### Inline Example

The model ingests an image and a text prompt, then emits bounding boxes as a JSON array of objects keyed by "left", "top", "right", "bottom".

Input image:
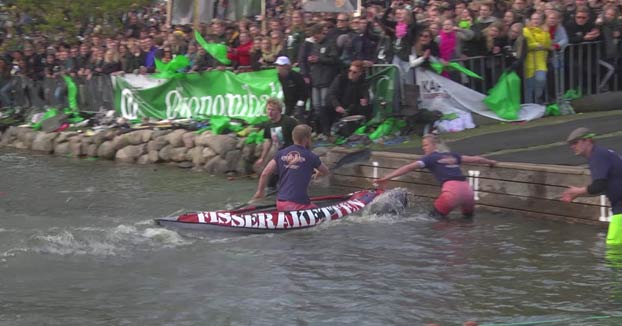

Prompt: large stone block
[
  {"left": 170, "top": 147, "right": 189, "bottom": 162},
  {"left": 202, "top": 147, "right": 217, "bottom": 161},
  {"left": 31, "top": 132, "right": 59, "bottom": 153},
  {"left": 194, "top": 133, "right": 215, "bottom": 146},
  {"left": 182, "top": 132, "right": 195, "bottom": 148},
  {"left": 241, "top": 144, "right": 256, "bottom": 161},
  {"left": 224, "top": 149, "right": 241, "bottom": 171},
  {"left": 18, "top": 129, "right": 37, "bottom": 148},
  {"left": 147, "top": 138, "right": 168, "bottom": 151},
  {"left": 158, "top": 144, "right": 174, "bottom": 161},
  {"left": 112, "top": 134, "right": 130, "bottom": 151},
  {"left": 164, "top": 129, "right": 187, "bottom": 147},
  {"left": 152, "top": 130, "right": 172, "bottom": 139},
  {"left": 189, "top": 146, "right": 206, "bottom": 165},
  {"left": 205, "top": 156, "right": 229, "bottom": 174},
  {"left": 55, "top": 131, "right": 76, "bottom": 144},
  {"left": 148, "top": 150, "right": 160, "bottom": 163},
  {"left": 97, "top": 141, "right": 116, "bottom": 160},
  {"left": 127, "top": 130, "right": 154, "bottom": 145},
  {"left": 86, "top": 144, "right": 98, "bottom": 157},
  {"left": 69, "top": 141, "right": 82, "bottom": 157},
  {"left": 115, "top": 144, "right": 147, "bottom": 163},
  {"left": 209, "top": 134, "right": 238, "bottom": 157},
  {"left": 54, "top": 142, "right": 71, "bottom": 156},
  {"left": 137, "top": 154, "right": 150, "bottom": 165},
  {"left": 0, "top": 126, "right": 17, "bottom": 145}
]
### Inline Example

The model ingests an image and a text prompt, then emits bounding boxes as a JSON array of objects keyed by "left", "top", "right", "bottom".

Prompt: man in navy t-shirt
[
  {"left": 375, "top": 134, "right": 497, "bottom": 218},
  {"left": 252, "top": 124, "right": 330, "bottom": 211},
  {"left": 562, "top": 127, "right": 622, "bottom": 245}
]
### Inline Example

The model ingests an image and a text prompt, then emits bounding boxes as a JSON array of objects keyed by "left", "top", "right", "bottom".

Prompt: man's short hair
[
  {"left": 266, "top": 97, "right": 283, "bottom": 111},
  {"left": 292, "top": 124, "right": 312, "bottom": 143},
  {"left": 309, "top": 23, "right": 324, "bottom": 36}
]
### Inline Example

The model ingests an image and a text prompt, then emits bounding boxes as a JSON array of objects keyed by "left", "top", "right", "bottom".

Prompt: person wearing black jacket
[
  {"left": 326, "top": 60, "right": 371, "bottom": 132},
  {"left": 275, "top": 56, "right": 308, "bottom": 121},
  {"left": 298, "top": 23, "right": 340, "bottom": 137},
  {"left": 378, "top": 2, "right": 421, "bottom": 85}
]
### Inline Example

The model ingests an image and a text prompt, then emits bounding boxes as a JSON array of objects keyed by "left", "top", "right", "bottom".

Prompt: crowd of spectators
[{"left": 0, "top": 0, "right": 621, "bottom": 126}]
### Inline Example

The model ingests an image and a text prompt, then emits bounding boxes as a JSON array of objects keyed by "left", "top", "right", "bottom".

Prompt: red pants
[
  {"left": 434, "top": 180, "right": 475, "bottom": 216},
  {"left": 277, "top": 200, "right": 317, "bottom": 211}
]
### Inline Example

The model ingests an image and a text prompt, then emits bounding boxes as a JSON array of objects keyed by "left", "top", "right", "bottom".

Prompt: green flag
[
  {"left": 62, "top": 75, "right": 78, "bottom": 111},
  {"left": 430, "top": 61, "right": 482, "bottom": 79},
  {"left": 194, "top": 30, "right": 231, "bottom": 65},
  {"left": 483, "top": 71, "right": 521, "bottom": 120},
  {"left": 154, "top": 55, "right": 190, "bottom": 79}
]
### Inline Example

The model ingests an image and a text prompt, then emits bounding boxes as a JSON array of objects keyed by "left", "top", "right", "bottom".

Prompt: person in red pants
[{"left": 375, "top": 134, "right": 497, "bottom": 218}]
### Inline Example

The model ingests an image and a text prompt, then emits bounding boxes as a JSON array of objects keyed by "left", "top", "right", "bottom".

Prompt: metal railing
[{"left": 1, "top": 41, "right": 617, "bottom": 115}]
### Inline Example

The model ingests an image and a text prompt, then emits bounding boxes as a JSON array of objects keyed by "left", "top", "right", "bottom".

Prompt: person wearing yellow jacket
[{"left": 523, "top": 12, "right": 551, "bottom": 104}]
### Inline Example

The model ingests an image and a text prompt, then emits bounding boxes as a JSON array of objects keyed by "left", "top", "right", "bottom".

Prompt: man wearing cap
[
  {"left": 562, "top": 127, "right": 622, "bottom": 245},
  {"left": 275, "top": 56, "right": 308, "bottom": 121}
]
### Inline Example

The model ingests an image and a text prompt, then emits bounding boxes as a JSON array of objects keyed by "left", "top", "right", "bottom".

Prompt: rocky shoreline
[{"left": 0, "top": 126, "right": 325, "bottom": 175}]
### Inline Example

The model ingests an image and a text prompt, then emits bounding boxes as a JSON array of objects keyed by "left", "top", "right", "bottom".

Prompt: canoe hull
[{"left": 155, "top": 189, "right": 383, "bottom": 233}]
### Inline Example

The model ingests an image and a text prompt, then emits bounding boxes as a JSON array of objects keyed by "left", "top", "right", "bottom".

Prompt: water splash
[{"left": 20, "top": 220, "right": 194, "bottom": 257}]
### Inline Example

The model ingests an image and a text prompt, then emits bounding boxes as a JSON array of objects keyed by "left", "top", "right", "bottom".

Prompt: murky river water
[{"left": 1, "top": 149, "right": 621, "bottom": 326}]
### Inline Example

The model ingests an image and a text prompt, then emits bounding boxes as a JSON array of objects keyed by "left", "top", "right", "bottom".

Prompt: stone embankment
[{"left": 0, "top": 127, "right": 280, "bottom": 175}]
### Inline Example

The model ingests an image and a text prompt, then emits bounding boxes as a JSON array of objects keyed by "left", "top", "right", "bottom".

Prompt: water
[{"left": 1, "top": 149, "right": 621, "bottom": 326}]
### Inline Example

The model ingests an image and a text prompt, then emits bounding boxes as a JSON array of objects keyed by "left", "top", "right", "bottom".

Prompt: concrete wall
[{"left": 327, "top": 149, "right": 611, "bottom": 226}]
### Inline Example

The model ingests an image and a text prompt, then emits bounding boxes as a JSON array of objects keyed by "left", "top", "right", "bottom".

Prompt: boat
[{"left": 155, "top": 189, "right": 384, "bottom": 233}]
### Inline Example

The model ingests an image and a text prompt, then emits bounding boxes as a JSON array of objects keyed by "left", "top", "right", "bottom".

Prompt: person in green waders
[{"left": 561, "top": 127, "right": 622, "bottom": 245}]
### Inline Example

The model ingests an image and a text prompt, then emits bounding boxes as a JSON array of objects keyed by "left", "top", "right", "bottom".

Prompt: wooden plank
[{"left": 477, "top": 191, "right": 601, "bottom": 221}]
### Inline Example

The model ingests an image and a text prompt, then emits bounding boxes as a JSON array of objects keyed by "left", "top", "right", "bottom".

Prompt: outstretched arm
[
  {"left": 562, "top": 179, "right": 607, "bottom": 202},
  {"left": 374, "top": 161, "right": 424, "bottom": 188},
  {"left": 461, "top": 155, "right": 497, "bottom": 167},
  {"left": 252, "top": 159, "right": 277, "bottom": 200}
]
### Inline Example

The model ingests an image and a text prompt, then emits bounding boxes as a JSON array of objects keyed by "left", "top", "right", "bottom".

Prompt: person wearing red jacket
[{"left": 227, "top": 31, "right": 253, "bottom": 68}]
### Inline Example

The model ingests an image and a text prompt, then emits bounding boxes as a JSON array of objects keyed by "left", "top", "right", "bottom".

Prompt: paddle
[{"left": 233, "top": 148, "right": 372, "bottom": 210}]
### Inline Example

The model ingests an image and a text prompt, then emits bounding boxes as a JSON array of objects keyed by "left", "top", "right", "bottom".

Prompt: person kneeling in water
[
  {"left": 375, "top": 134, "right": 497, "bottom": 218},
  {"left": 252, "top": 124, "right": 330, "bottom": 211}
]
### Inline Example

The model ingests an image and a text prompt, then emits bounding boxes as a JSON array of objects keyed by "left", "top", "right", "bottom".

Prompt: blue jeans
[
  {"left": 0, "top": 81, "right": 13, "bottom": 107},
  {"left": 524, "top": 70, "right": 546, "bottom": 104}
]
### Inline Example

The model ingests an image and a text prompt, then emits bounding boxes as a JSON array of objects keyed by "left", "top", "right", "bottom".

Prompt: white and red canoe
[{"left": 155, "top": 189, "right": 384, "bottom": 233}]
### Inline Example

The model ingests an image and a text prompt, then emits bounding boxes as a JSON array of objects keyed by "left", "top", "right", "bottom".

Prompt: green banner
[
  {"left": 114, "top": 69, "right": 282, "bottom": 120},
  {"left": 115, "top": 66, "right": 398, "bottom": 121}
]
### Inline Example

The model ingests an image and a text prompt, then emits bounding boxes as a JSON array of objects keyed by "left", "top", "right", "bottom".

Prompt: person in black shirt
[
  {"left": 275, "top": 56, "right": 308, "bottom": 121},
  {"left": 255, "top": 98, "right": 299, "bottom": 190}
]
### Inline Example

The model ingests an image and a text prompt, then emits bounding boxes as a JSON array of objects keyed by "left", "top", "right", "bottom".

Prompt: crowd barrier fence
[{"left": 1, "top": 41, "right": 617, "bottom": 116}]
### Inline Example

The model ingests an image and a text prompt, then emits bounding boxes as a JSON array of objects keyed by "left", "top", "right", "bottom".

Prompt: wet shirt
[
  {"left": 589, "top": 145, "right": 622, "bottom": 214},
  {"left": 419, "top": 151, "right": 467, "bottom": 185},
  {"left": 275, "top": 144, "right": 322, "bottom": 204}
]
